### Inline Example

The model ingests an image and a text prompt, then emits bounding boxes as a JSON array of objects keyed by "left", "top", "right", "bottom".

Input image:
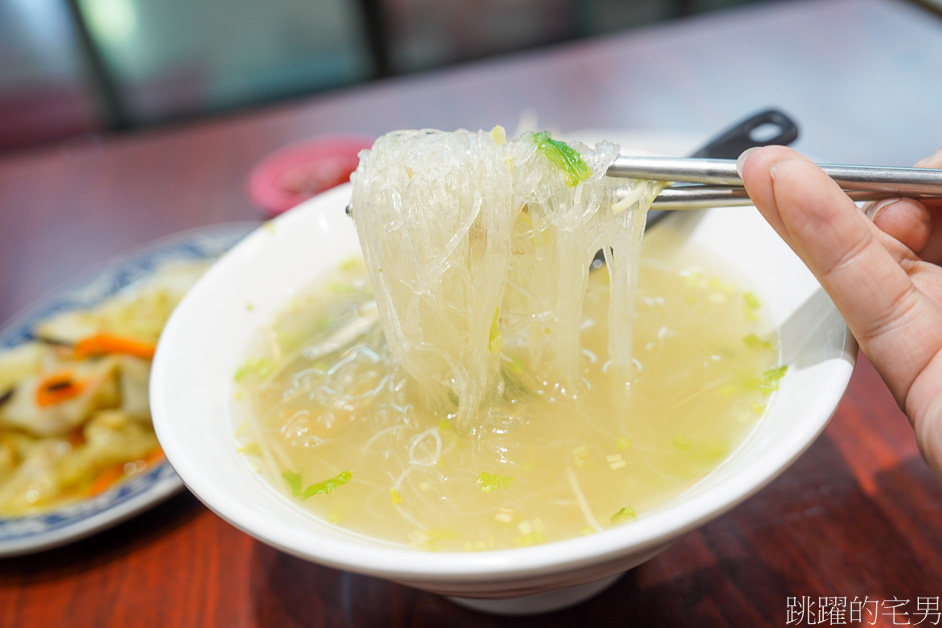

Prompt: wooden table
[{"left": 2, "top": 0, "right": 941, "bottom": 625}]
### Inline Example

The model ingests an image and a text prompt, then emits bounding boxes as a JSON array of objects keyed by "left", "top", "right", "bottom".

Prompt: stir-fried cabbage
[{"left": 0, "top": 261, "right": 208, "bottom": 516}]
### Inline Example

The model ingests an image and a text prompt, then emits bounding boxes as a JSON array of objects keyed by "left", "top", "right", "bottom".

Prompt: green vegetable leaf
[
  {"left": 476, "top": 471, "right": 514, "bottom": 494},
  {"left": 533, "top": 131, "right": 592, "bottom": 186},
  {"left": 300, "top": 471, "right": 353, "bottom": 499}
]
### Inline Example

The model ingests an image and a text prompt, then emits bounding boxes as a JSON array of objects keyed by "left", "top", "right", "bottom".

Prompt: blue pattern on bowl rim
[{"left": 0, "top": 222, "right": 258, "bottom": 556}]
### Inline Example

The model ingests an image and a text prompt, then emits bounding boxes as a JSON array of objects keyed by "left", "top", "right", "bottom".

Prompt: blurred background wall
[{"left": 1, "top": 0, "right": 772, "bottom": 153}]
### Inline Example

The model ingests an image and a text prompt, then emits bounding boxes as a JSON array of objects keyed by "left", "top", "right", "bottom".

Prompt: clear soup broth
[{"left": 234, "top": 225, "right": 782, "bottom": 551}]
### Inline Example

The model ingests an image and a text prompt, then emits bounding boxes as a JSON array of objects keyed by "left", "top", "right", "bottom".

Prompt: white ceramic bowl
[{"left": 151, "top": 182, "right": 856, "bottom": 614}]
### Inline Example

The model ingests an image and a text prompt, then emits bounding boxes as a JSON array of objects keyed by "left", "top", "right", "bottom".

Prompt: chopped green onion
[
  {"left": 330, "top": 282, "right": 359, "bottom": 294},
  {"left": 743, "top": 333, "right": 773, "bottom": 350},
  {"left": 513, "top": 518, "right": 546, "bottom": 546},
  {"left": 514, "top": 531, "right": 547, "bottom": 547},
  {"left": 283, "top": 470, "right": 353, "bottom": 499},
  {"left": 610, "top": 506, "right": 637, "bottom": 524},
  {"left": 507, "top": 357, "right": 525, "bottom": 375},
  {"left": 742, "top": 292, "right": 761, "bottom": 321},
  {"left": 476, "top": 471, "right": 514, "bottom": 494},
  {"left": 532, "top": 131, "right": 593, "bottom": 186},
  {"left": 234, "top": 357, "right": 274, "bottom": 381},
  {"left": 300, "top": 470, "right": 353, "bottom": 499},
  {"left": 237, "top": 441, "right": 262, "bottom": 457},
  {"left": 340, "top": 257, "right": 362, "bottom": 271},
  {"left": 282, "top": 471, "right": 304, "bottom": 497},
  {"left": 760, "top": 365, "right": 789, "bottom": 394}
]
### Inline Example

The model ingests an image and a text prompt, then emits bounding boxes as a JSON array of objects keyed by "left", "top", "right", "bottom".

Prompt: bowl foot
[{"left": 447, "top": 573, "right": 623, "bottom": 615}]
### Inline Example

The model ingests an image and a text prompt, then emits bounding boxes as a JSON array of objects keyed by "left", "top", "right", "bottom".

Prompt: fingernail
[
  {"left": 866, "top": 197, "right": 901, "bottom": 221},
  {"left": 735, "top": 147, "right": 760, "bottom": 178}
]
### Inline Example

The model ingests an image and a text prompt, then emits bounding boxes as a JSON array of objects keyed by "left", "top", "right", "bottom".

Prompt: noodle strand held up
[{"left": 350, "top": 128, "right": 658, "bottom": 428}]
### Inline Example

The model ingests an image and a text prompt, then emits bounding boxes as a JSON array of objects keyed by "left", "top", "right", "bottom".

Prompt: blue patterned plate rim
[{"left": 0, "top": 222, "right": 259, "bottom": 557}]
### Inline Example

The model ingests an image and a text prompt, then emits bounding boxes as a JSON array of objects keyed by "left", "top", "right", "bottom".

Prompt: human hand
[{"left": 738, "top": 145, "right": 942, "bottom": 478}]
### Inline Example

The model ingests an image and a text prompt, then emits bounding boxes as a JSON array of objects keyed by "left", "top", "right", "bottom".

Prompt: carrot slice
[
  {"left": 142, "top": 447, "right": 165, "bottom": 467},
  {"left": 74, "top": 333, "right": 157, "bottom": 360},
  {"left": 85, "top": 462, "right": 127, "bottom": 497},
  {"left": 35, "top": 371, "right": 88, "bottom": 407},
  {"left": 84, "top": 448, "right": 165, "bottom": 497}
]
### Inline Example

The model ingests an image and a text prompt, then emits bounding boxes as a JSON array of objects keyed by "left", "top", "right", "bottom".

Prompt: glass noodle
[{"left": 349, "top": 128, "right": 660, "bottom": 428}]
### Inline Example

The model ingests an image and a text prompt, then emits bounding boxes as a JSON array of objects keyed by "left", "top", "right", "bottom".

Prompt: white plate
[{"left": 0, "top": 222, "right": 256, "bottom": 557}]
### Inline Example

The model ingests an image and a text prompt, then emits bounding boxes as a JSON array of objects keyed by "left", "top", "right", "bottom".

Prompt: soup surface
[{"left": 234, "top": 224, "right": 782, "bottom": 551}]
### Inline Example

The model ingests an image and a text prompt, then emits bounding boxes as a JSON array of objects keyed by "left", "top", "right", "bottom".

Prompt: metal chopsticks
[
  {"left": 609, "top": 156, "right": 942, "bottom": 210},
  {"left": 649, "top": 187, "right": 942, "bottom": 210}
]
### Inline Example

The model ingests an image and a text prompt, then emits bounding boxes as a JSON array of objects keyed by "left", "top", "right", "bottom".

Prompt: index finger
[{"left": 740, "top": 147, "right": 942, "bottom": 407}]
